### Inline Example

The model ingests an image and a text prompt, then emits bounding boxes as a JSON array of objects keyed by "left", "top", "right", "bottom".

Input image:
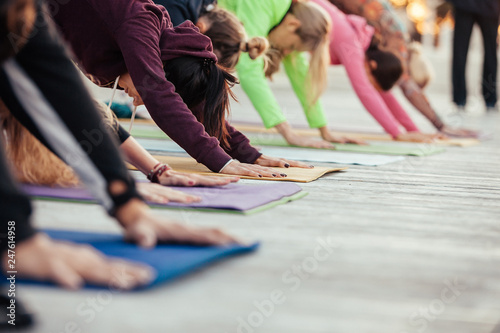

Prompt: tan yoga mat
[
  {"left": 119, "top": 120, "right": 479, "bottom": 147},
  {"left": 128, "top": 156, "right": 347, "bottom": 183}
]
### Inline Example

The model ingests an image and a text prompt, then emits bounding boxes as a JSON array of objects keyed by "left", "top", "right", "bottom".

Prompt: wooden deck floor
[{"left": 13, "top": 33, "right": 500, "bottom": 333}]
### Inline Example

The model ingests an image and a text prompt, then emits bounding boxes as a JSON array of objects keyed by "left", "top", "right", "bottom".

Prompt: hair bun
[{"left": 241, "top": 37, "right": 269, "bottom": 60}]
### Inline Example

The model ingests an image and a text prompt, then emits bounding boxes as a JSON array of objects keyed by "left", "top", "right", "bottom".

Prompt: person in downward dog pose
[
  {"left": 51, "top": 0, "right": 310, "bottom": 179},
  {"left": 219, "top": 0, "right": 365, "bottom": 148},
  {"left": 311, "top": 0, "right": 440, "bottom": 142},
  {"left": 328, "top": 0, "right": 478, "bottom": 137}
]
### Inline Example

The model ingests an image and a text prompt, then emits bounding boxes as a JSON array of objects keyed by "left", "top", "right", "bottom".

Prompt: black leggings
[
  {"left": 0, "top": 4, "right": 139, "bottom": 252},
  {"left": 452, "top": 7, "right": 499, "bottom": 107}
]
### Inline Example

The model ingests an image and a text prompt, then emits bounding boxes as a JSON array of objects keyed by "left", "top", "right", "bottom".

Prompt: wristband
[{"left": 219, "top": 159, "right": 235, "bottom": 173}]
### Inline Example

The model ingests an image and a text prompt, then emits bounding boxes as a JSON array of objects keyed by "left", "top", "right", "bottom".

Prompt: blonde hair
[
  {"left": 202, "top": 7, "right": 269, "bottom": 69},
  {"left": 266, "top": 0, "right": 331, "bottom": 105},
  {"left": 0, "top": 100, "right": 79, "bottom": 187},
  {"left": 0, "top": 99, "right": 115, "bottom": 187},
  {"left": 408, "top": 42, "right": 434, "bottom": 89}
]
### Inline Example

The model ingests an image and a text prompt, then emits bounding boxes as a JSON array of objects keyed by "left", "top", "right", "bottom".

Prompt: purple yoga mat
[{"left": 22, "top": 183, "right": 303, "bottom": 212}]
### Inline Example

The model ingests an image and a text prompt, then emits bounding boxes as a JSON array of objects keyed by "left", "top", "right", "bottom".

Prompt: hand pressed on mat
[
  {"left": 276, "top": 122, "right": 334, "bottom": 149},
  {"left": 440, "top": 125, "right": 479, "bottom": 138},
  {"left": 136, "top": 182, "right": 201, "bottom": 204},
  {"left": 396, "top": 132, "right": 442, "bottom": 143},
  {"left": 220, "top": 160, "right": 287, "bottom": 178},
  {"left": 254, "top": 155, "right": 313, "bottom": 169},
  {"left": 116, "top": 199, "right": 241, "bottom": 248},
  {"left": 5, "top": 233, "right": 155, "bottom": 290},
  {"left": 158, "top": 169, "right": 239, "bottom": 187},
  {"left": 319, "top": 126, "right": 367, "bottom": 145}
]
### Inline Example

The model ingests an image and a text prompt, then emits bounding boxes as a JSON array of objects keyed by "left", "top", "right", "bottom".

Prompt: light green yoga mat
[
  {"left": 248, "top": 136, "right": 445, "bottom": 157},
  {"left": 131, "top": 127, "right": 170, "bottom": 139},
  {"left": 130, "top": 128, "right": 445, "bottom": 157}
]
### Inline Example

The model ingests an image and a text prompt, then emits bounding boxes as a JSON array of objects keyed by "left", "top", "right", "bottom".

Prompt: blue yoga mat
[{"left": 8, "top": 229, "right": 259, "bottom": 290}]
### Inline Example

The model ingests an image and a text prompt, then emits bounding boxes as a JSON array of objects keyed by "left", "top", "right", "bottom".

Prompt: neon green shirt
[{"left": 218, "top": 0, "right": 327, "bottom": 129}]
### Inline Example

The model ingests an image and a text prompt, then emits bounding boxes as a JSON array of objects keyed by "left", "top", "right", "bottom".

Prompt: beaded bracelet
[
  {"left": 146, "top": 163, "right": 161, "bottom": 181},
  {"left": 147, "top": 163, "right": 171, "bottom": 184}
]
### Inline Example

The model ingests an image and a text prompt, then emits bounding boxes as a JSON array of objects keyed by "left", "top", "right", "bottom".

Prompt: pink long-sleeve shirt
[{"left": 312, "top": 0, "right": 419, "bottom": 138}]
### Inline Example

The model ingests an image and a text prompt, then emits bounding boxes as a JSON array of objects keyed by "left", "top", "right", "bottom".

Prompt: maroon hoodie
[{"left": 52, "top": 0, "right": 261, "bottom": 172}]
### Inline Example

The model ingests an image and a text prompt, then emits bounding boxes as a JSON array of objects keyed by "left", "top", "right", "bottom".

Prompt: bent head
[
  {"left": 365, "top": 45, "right": 403, "bottom": 92},
  {"left": 267, "top": 0, "right": 331, "bottom": 104},
  {"left": 163, "top": 56, "right": 238, "bottom": 147},
  {"left": 197, "top": 7, "right": 269, "bottom": 69},
  {"left": 118, "top": 73, "right": 143, "bottom": 106},
  {"left": 118, "top": 57, "right": 238, "bottom": 147}
]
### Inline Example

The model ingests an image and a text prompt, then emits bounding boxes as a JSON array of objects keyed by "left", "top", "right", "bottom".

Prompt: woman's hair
[
  {"left": 365, "top": 43, "right": 403, "bottom": 91},
  {"left": 201, "top": 7, "right": 269, "bottom": 69},
  {"left": 0, "top": 99, "right": 117, "bottom": 187},
  {"left": 0, "top": 99, "right": 79, "bottom": 187},
  {"left": 164, "top": 56, "right": 238, "bottom": 148},
  {"left": 407, "top": 41, "right": 434, "bottom": 89},
  {"left": 266, "top": 0, "right": 332, "bottom": 106}
]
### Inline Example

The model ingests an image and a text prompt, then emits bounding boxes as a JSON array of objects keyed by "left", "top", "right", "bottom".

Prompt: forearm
[
  {"left": 237, "top": 56, "right": 288, "bottom": 128},
  {"left": 400, "top": 79, "right": 444, "bottom": 130},
  {"left": 283, "top": 53, "right": 328, "bottom": 129},
  {"left": 224, "top": 122, "right": 262, "bottom": 164},
  {"left": 348, "top": 75, "right": 402, "bottom": 137},
  {"left": 121, "top": 136, "right": 160, "bottom": 175},
  {"left": 380, "top": 91, "right": 419, "bottom": 132},
  {"left": 275, "top": 122, "right": 296, "bottom": 141}
]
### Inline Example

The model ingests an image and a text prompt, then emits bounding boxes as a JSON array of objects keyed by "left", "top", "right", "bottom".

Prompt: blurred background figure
[
  {"left": 432, "top": 1, "right": 453, "bottom": 48},
  {"left": 329, "top": 0, "right": 478, "bottom": 137},
  {"left": 448, "top": 0, "right": 500, "bottom": 112}
]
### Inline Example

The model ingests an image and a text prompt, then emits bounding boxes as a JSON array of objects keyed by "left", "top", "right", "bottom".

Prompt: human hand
[
  {"left": 395, "top": 132, "right": 440, "bottom": 143},
  {"left": 220, "top": 160, "right": 287, "bottom": 178},
  {"left": 319, "top": 126, "right": 367, "bottom": 145},
  {"left": 255, "top": 155, "right": 313, "bottom": 169},
  {"left": 286, "top": 133, "right": 335, "bottom": 149},
  {"left": 7, "top": 233, "right": 155, "bottom": 290},
  {"left": 116, "top": 199, "right": 241, "bottom": 248},
  {"left": 276, "top": 122, "right": 334, "bottom": 149},
  {"left": 136, "top": 182, "right": 201, "bottom": 204},
  {"left": 440, "top": 125, "right": 479, "bottom": 138},
  {"left": 321, "top": 132, "right": 367, "bottom": 145},
  {"left": 158, "top": 169, "right": 239, "bottom": 187}
]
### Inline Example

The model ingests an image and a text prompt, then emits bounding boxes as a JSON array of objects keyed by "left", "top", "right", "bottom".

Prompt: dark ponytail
[
  {"left": 163, "top": 57, "right": 238, "bottom": 148},
  {"left": 365, "top": 41, "right": 403, "bottom": 91}
]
